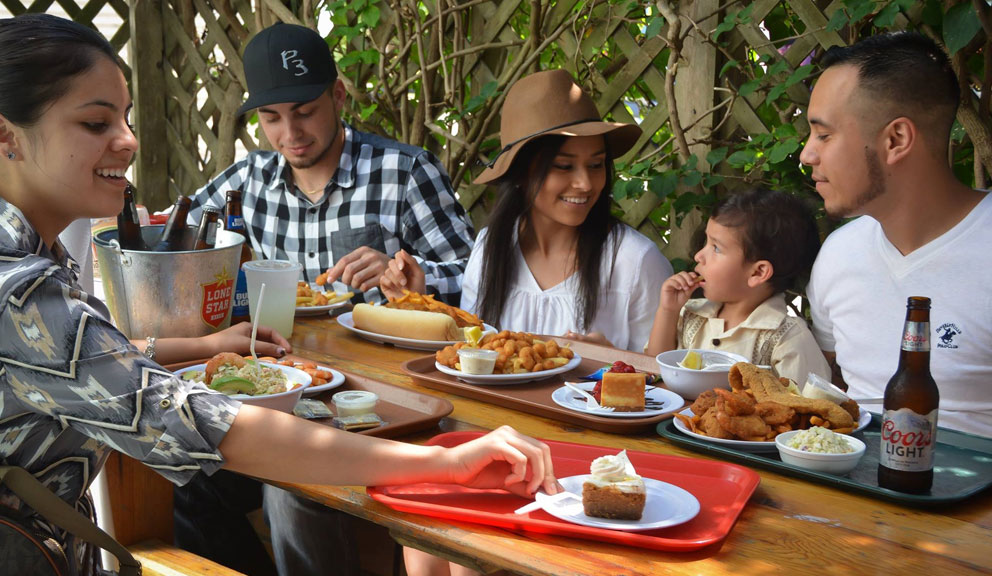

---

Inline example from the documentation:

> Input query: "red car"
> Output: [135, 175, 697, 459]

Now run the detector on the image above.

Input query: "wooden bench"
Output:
[103, 453, 245, 575]
[129, 539, 246, 576]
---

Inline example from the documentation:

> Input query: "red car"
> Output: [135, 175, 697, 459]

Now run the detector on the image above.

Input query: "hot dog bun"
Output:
[352, 303, 462, 341]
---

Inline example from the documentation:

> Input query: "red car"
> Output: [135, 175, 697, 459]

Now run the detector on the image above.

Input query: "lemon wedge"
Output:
[464, 325, 483, 347]
[679, 350, 703, 370]
[785, 379, 801, 396]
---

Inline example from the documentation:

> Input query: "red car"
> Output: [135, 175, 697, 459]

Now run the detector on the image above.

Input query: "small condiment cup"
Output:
[332, 390, 378, 417]
[457, 348, 499, 375]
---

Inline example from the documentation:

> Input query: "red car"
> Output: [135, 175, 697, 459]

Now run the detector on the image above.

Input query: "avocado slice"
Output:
[209, 375, 255, 395]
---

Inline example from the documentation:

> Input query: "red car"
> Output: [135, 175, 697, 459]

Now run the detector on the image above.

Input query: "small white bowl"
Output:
[774, 429, 866, 475]
[332, 390, 378, 417]
[655, 349, 749, 400]
[174, 361, 311, 413]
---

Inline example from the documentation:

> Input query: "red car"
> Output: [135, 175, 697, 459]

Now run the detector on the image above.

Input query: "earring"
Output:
[6, 152, 13, 160]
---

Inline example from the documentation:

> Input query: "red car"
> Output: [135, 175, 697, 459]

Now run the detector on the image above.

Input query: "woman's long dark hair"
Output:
[477, 135, 625, 330]
[0, 14, 118, 127]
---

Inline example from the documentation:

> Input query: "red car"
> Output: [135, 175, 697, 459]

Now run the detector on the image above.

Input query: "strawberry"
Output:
[609, 361, 635, 373]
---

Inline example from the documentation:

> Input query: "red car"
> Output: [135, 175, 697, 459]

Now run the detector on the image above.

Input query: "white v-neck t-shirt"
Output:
[808, 192, 992, 437]
[461, 225, 673, 351]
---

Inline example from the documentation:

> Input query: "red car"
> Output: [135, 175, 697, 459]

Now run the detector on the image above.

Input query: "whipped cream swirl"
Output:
[590, 450, 640, 482]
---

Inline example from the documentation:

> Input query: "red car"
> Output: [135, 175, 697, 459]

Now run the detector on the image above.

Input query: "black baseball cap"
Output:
[237, 22, 337, 117]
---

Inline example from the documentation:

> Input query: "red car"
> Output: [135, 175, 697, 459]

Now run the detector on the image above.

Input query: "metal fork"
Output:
[563, 381, 614, 413]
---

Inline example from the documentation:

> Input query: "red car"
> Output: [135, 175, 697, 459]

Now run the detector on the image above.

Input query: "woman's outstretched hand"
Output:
[443, 426, 561, 498]
[202, 322, 291, 359]
[562, 331, 613, 347]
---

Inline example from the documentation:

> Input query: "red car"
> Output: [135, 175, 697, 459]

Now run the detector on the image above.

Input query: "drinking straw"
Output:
[250, 282, 265, 362]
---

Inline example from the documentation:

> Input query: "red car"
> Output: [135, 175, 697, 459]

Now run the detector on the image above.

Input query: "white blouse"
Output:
[461, 224, 673, 351]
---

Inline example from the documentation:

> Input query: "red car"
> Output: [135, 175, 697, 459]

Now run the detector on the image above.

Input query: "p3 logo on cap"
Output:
[281, 49, 309, 76]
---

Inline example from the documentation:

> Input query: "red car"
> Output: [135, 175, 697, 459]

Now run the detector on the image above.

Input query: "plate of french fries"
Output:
[295, 281, 353, 316]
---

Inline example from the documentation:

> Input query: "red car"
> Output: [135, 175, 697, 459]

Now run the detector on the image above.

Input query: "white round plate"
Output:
[434, 355, 582, 385]
[671, 407, 872, 452]
[337, 311, 495, 351]
[550, 381, 684, 418]
[295, 284, 351, 316]
[535, 475, 699, 532]
[299, 366, 346, 397]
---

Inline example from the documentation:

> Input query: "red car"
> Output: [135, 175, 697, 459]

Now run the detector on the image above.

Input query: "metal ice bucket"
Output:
[93, 226, 245, 339]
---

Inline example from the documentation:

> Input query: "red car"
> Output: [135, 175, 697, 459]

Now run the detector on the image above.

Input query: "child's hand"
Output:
[659, 271, 703, 312]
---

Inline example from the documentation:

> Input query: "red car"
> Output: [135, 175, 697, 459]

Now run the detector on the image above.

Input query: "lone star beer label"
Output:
[201, 267, 234, 328]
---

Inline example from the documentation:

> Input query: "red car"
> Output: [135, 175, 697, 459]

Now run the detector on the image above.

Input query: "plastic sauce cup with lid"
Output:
[332, 390, 378, 417]
[457, 348, 499, 375]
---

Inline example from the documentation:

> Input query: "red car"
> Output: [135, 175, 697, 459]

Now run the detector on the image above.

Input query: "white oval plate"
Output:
[434, 355, 582, 385]
[550, 381, 684, 418]
[671, 407, 872, 452]
[535, 475, 699, 532]
[295, 284, 351, 316]
[299, 366, 346, 397]
[337, 311, 495, 351]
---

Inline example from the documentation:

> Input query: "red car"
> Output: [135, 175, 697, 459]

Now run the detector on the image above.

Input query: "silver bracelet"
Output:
[144, 336, 157, 361]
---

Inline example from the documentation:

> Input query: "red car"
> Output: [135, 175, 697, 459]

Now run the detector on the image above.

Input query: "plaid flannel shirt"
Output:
[188, 123, 474, 303]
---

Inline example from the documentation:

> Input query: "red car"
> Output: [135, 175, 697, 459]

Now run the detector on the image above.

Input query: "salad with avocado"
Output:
[180, 353, 296, 396]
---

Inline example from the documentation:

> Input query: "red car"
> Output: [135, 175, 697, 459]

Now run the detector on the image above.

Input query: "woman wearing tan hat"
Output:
[382, 69, 672, 351]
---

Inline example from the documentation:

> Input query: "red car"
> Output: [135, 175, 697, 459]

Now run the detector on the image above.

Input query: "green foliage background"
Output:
[314, 0, 991, 267]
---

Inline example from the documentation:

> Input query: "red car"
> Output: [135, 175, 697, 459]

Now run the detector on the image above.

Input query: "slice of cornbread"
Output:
[600, 372, 645, 412]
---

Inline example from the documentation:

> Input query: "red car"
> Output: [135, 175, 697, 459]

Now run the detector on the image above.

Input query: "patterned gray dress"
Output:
[0, 199, 242, 575]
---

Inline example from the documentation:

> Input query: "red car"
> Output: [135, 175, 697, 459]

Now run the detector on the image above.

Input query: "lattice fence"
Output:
[0, 0, 131, 71]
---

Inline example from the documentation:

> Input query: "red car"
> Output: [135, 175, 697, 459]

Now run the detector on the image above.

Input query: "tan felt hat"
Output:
[474, 69, 642, 184]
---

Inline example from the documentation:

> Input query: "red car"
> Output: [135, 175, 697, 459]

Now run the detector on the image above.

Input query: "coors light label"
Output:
[901, 321, 929, 352]
[879, 407, 938, 471]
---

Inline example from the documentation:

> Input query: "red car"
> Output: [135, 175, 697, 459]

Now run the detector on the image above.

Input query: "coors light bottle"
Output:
[878, 296, 939, 493]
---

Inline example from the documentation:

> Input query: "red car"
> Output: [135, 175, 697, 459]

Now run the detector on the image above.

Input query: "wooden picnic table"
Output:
[279, 315, 992, 576]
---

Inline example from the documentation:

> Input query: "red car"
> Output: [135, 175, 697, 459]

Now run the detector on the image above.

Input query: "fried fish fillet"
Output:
[689, 389, 719, 415]
[729, 362, 854, 429]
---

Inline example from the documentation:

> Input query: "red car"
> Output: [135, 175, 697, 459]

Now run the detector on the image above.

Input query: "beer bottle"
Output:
[224, 190, 253, 324]
[117, 183, 148, 251]
[192, 207, 221, 250]
[152, 196, 194, 252]
[878, 296, 939, 493]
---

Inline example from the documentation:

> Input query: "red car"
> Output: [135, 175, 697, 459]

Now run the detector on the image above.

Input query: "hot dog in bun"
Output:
[352, 303, 462, 341]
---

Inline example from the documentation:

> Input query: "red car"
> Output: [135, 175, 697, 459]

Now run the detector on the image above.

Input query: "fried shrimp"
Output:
[204, 352, 246, 385]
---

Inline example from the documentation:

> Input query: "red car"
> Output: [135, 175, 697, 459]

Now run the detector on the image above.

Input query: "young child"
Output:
[646, 188, 830, 384]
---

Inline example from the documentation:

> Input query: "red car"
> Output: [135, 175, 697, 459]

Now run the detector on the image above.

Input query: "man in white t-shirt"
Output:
[801, 32, 991, 438]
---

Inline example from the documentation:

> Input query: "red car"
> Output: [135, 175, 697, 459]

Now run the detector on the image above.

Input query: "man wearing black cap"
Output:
[179, 22, 474, 576]
[189, 22, 474, 304]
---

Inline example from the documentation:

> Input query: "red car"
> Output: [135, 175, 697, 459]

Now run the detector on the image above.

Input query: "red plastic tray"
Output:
[367, 432, 760, 551]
